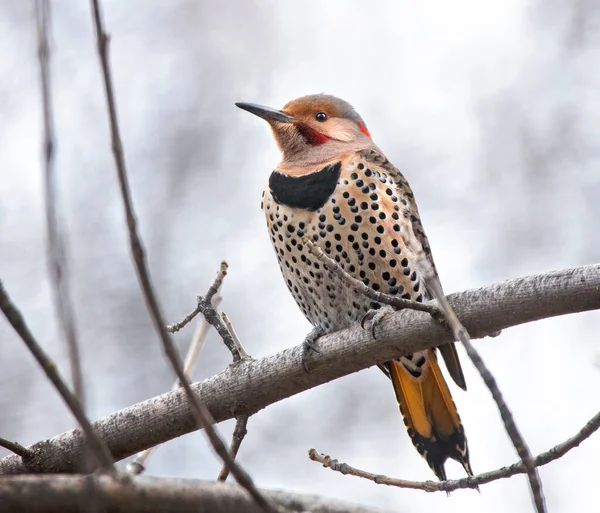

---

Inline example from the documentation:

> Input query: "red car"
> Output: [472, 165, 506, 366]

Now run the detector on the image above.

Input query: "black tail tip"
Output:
[432, 463, 447, 482]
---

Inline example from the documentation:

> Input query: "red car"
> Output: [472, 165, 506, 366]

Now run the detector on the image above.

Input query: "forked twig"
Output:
[0, 281, 114, 470]
[165, 262, 241, 362]
[308, 408, 600, 491]
[196, 299, 241, 362]
[88, 3, 273, 510]
[166, 262, 228, 333]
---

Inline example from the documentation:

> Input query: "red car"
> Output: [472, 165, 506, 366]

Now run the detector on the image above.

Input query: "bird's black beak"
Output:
[235, 102, 294, 124]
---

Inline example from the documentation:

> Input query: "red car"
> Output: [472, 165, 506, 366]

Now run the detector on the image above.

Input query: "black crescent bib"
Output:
[268, 162, 342, 211]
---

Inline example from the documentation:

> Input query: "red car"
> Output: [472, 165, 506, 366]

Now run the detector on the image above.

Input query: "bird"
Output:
[235, 94, 474, 481]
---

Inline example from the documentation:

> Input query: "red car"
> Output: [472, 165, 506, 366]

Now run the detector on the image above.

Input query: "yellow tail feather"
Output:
[387, 350, 473, 480]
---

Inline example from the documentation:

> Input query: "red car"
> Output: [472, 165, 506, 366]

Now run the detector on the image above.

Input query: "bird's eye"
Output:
[315, 112, 328, 122]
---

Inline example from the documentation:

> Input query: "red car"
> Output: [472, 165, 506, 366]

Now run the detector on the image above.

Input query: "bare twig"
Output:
[196, 298, 241, 362]
[1, 264, 598, 475]
[309, 408, 600, 491]
[166, 262, 228, 333]
[165, 307, 203, 334]
[216, 311, 252, 481]
[184, 298, 222, 376]
[217, 416, 250, 482]
[205, 262, 229, 303]
[221, 312, 251, 360]
[398, 212, 545, 512]
[0, 281, 114, 470]
[303, 239, 437, 316]
[166, 265, 243, 362]
[0, 438, 32, 460]
[88, 3, 273, 510]
[36, 0, 85, 407]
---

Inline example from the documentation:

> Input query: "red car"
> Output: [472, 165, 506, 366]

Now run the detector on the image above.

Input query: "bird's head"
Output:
[236, 94, 376, 170]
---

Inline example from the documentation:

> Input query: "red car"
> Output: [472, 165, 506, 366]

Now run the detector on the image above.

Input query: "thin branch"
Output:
[1, 264, 598, 474]
[303, 239, 437, 316]
[36, 0, 96, 478]
[196, 298, 241, 362]
[88, 3, 272, 510]
[0, 438, 32, 460]
[397, 211, 545, 512]
[0, 281, 114, 470]
[217, 416, 249, 482]
[0, 475, 385, 513]
[166, 264, 243, 361]
[36, 0, 85, 407]
[221, 312, 251, 360]
[166, 262, 228, 333]
[308, 408, 600, 491]
[216, 311, 252, 481]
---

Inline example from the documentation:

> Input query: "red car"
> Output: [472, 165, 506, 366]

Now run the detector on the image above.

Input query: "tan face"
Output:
[281, 97, 371, 144]
[236, 94, 375, 167]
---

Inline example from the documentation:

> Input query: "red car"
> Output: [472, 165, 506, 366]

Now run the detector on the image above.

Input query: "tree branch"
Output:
[217, 416, 249, 482]
[0, 264, 598, 474]
[0, 475, 387, 513]
[308, 407, 600, 491]
[166, 262, 228, 334]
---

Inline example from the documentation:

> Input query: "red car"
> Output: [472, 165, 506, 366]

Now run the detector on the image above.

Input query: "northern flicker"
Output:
[236, 94, 473, 480]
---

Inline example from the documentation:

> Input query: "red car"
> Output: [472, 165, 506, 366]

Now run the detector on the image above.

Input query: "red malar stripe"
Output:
[296, 123, 329, 145]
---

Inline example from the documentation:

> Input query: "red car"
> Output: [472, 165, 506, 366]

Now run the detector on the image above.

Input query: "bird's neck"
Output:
[277, 142, 375, 178]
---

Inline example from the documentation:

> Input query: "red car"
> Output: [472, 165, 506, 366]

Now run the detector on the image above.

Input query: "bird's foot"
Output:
[360, 305, 395, 338]
[302, 326, 325, 373]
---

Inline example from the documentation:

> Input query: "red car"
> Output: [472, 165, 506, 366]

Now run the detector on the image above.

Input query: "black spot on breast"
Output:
[268, 162, 342, 211]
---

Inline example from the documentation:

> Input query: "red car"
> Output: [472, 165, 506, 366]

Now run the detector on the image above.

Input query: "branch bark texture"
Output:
[0, 475, 387, 513]
[1, 264, 598, 474]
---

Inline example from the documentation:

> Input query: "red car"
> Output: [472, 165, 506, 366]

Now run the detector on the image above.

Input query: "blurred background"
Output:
[1, 1, 599, 512]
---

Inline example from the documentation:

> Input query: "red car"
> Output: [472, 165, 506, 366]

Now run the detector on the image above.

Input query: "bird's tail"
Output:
[385, 350, 474, 480]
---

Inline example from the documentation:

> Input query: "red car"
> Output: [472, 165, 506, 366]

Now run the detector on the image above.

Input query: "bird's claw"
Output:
[361, 305, 395, 338]
[302, 327, 325, 373]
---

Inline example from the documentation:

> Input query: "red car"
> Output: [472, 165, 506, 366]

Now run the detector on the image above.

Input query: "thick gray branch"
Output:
[0, 475, 387, 513]
[1, 264, 598, 474]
